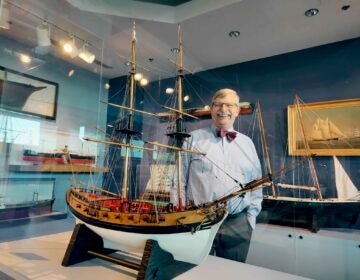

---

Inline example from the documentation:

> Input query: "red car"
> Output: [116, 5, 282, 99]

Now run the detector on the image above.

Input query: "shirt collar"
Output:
[211, 124, 234, 136]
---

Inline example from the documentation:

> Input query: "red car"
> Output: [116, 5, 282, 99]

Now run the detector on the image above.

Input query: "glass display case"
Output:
[0, 178, 55, 220]
[0, 1, 359, 280]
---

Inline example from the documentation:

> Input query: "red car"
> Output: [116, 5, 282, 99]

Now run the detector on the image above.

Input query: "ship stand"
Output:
[62, 224, 195, 280]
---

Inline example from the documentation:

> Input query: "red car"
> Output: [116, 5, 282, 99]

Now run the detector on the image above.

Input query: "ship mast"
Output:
[166, 25, 190, 209]
[256, 101, 276, 197]
[294, 95, 323, 199]
[176, 26, 184, 209]
[121, 22, 137, 199]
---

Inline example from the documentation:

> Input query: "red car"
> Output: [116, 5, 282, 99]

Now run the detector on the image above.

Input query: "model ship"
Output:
[257, 97, 360, 232]
[0, 176, 56, 221]
[65, 24, 270, 265]
[23, 146, 96, 165]
[0, 197, 55, 220]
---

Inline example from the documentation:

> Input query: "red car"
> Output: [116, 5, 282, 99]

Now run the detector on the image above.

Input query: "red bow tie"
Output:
[217, 128, 237, 142]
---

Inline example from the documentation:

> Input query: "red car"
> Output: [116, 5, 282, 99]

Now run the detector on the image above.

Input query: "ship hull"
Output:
[258, 196, 360, 232]
[74, 216, 226, 264]
[66, 187, 227, 264]
[0, 199, 55, 220]
[23, 149, 95, 165]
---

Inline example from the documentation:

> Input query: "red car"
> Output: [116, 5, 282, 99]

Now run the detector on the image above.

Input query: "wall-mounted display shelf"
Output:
[158, 102, 253, 121]
[8, 164, 109, 173]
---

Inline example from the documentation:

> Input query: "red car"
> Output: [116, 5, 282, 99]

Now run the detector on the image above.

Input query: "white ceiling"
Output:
[1, 0, 360, 80]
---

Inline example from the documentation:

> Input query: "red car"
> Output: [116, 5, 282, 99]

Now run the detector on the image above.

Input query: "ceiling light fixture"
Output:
[36, 20, 51, 47]
[134, 73, 143, 81]
[0, 0, 10, 30]
[165, 88, 174, 94]
[304, 8, 319, 17]
[78, 43, 95, 64]
[140, 78, 148, 86]
[68, 69, 75, 77]
[228, 30, 240, 38]
[63, 36, 79, 58]
[19, 53, 31, 64]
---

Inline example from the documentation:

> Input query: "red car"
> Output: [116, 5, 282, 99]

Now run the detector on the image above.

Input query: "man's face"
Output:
[211, 93, 240, 129]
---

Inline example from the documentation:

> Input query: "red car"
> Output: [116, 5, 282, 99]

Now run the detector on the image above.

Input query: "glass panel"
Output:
[0, 1, 106, 227]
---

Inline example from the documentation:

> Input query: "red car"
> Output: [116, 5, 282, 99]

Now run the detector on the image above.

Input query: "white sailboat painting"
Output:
[310, 117, 346, 141]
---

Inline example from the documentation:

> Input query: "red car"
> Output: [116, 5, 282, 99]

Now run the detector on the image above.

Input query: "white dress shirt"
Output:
[177, 125, 263, 229]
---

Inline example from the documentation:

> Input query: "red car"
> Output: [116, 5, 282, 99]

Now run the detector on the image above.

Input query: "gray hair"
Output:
[211, 88, 240, 105]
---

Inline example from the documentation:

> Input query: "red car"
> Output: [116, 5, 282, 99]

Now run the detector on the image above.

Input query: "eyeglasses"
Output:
[212, 102, 238, 109]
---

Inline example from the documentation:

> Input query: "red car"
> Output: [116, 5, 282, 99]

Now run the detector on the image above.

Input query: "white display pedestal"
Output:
[175, 255, 311, 279]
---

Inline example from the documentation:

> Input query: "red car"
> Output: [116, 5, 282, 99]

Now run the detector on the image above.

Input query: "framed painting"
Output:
[288, 98, 360, 156]
[0, 66, 58, 120]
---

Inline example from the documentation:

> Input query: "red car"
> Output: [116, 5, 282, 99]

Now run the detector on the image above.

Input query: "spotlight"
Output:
[68, 69, 75, 77]
[78, 44, 95, 64]
[36, 21, 51, 47]
[19, 53, 31, 64]
[165, 88, 174, 94]
[134, 73, 143, 81]
[139, 78, 148, 86]
[0, 1, 10, 30]
[63, 37, 78, 58]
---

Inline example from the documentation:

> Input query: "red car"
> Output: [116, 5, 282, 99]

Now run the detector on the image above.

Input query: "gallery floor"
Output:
[0, 215, 313, 280]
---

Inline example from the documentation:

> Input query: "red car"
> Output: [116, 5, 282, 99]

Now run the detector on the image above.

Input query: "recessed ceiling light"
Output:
[171, 47, 179, 54]
[228, 30, 240, 38]
[68, 69, 75, 77]
[304, 8, 319, 17]
[341, 5, 350, 11]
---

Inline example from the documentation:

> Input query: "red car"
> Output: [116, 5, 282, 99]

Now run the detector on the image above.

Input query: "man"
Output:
[181, 88, 262, 263]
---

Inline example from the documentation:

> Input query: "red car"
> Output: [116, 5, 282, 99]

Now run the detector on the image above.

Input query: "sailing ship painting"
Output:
[289, 98, 360, 154]
[65, 24, 270, 266]
[310, 117, 346, 141]
[257, 97, 360, 232]
[0, 78, 46, 110]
